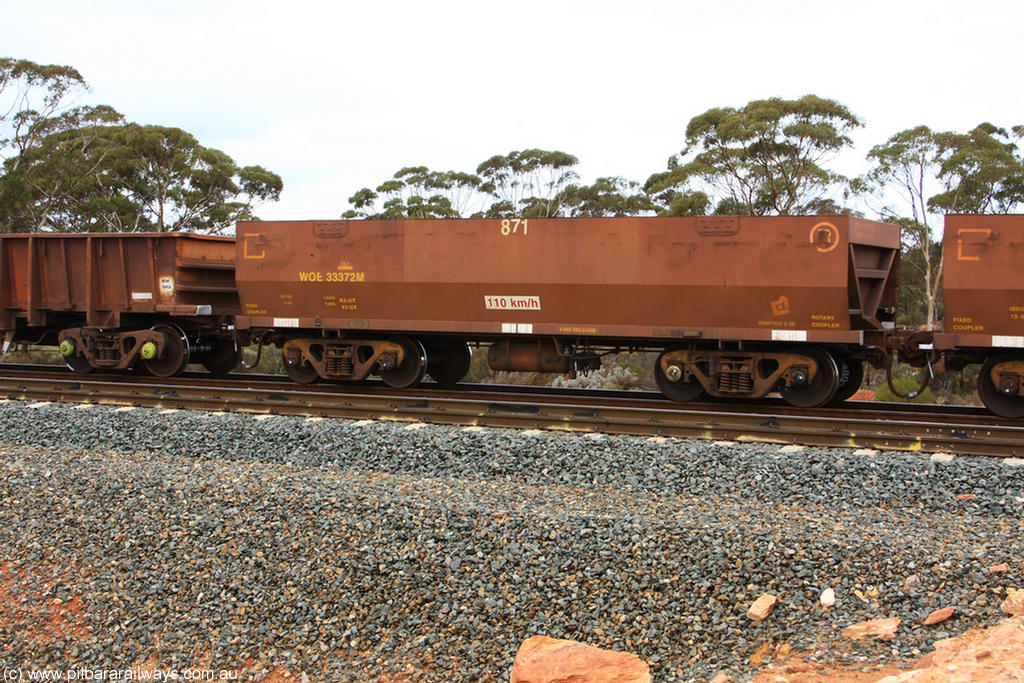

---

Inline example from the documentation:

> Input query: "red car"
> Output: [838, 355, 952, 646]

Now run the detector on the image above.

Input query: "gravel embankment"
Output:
[0, 399, 1021, 681]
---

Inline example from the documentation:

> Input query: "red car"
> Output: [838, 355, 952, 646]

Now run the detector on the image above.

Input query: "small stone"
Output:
[1001, 588, 1024, 616]
[1003, 457, 1024, 467]
[842, 617, 900, 641]
[708, 674, 731, 683]
[956, 493, 976, 501]
[930, 452, 955, 463]
[819, 588, 836, 608]
[903, 574, 919, 588]
[746, 594, 778, 623]
[923, 606, 955, 625]
[510, 635, 651, 683]
[989, 564, 1009, 573]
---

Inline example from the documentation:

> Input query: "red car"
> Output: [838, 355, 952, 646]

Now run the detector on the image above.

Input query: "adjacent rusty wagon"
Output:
[931, 214, 1024, 417]
[234, 215, 901, 407]
[0, 232, 240, 376]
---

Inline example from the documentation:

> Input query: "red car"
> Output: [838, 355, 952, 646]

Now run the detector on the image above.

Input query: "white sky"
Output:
[5, 0, 1023, 220]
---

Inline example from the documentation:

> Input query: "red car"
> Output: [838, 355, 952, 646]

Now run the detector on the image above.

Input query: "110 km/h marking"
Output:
[485, 295, 541, 311]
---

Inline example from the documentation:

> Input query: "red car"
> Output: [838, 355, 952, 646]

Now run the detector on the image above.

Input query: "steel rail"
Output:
[0, 364, 1022, 457]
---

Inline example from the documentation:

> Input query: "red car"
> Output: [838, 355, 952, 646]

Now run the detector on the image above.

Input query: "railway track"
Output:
[1, 363, 1022, 457]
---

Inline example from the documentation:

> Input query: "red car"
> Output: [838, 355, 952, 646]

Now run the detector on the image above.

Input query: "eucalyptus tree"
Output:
[476, 148, 579, 217]
[648, 95, 862, 216]
[344, 166, 486, 219]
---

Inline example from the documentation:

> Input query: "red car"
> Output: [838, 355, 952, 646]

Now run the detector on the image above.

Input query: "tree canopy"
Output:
[646, 95, 862, 216]
[0, 57, 282, 233]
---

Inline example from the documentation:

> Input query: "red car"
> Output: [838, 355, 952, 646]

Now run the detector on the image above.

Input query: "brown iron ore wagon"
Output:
[235, 215, 901, 407]
[927, 214, 1024, 417]
[0, 232, 240, 376]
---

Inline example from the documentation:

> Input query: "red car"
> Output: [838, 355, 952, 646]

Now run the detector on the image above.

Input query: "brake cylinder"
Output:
[487, 339, 572, 373]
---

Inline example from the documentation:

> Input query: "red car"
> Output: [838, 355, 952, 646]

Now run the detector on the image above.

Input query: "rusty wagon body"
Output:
[0, 232, 240, 376]
[234, 215, 901, 406]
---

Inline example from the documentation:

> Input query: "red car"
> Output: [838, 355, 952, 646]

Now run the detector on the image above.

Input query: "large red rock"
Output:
[874, 615, 1024, 682]
[747, 594, 779, 623]
[841, 617, 900, 641]
[510, 635, 651, 683]
[923, 606, 956, 626]
[1001, 588, 1024, 616]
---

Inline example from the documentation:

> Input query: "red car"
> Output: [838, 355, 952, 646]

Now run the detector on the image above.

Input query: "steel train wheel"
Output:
[143, 323, 190, 378]
[426, 342, 472, 387]
[201, 339, 240, 377]
[654, 351, 706, 402]
[64, 354, 94, 374]
[284, 360, 320, 384]
[779, 347, 839, 408]
[977, 354, 1024, 418]
[379, 337, 426, 389]
[829, 354, 865, 404]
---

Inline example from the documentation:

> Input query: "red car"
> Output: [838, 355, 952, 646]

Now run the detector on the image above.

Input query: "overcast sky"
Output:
[6, 0, 1022, 220]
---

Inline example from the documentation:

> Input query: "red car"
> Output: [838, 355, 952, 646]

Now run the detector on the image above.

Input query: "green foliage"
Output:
[647, 94, 862, 216]
[875, 374, 936, 403]
[476, 148, 579, 217]
[345, 166, 484, 219]
[560, 176, 656, 217]
[0, 57, 282, 234]
[930, 123, 1024, 214]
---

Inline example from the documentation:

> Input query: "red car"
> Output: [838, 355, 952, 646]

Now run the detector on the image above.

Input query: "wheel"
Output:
[654, 351, 706, 402]
[283, 347, 320, 385]
[143, 323, 190, 378]
[64, 354, 94, 374]
[200, 339, 240, 377]
[426, 343, 472, 387]
[379, 337, 426, 389]
[829, 354, 865, 404]
[977, 354, 1024, 418]
[779, 347, 839, 408]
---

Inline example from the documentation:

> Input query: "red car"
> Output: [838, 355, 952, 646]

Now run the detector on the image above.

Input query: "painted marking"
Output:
[992, 335, 1024, 348]
[516, 323, 534, 334]
[484, 295, 541, 311]
[956, 228, 991, 261]
[131, 292, 154, 301]
[159, 277, 174, 295]
[810, 222, 840, 252]
[771, 329, 807, 342]
[771, 296, 791, 317]
[243, 232, 267, 259]
[273, 317, 300, 328]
